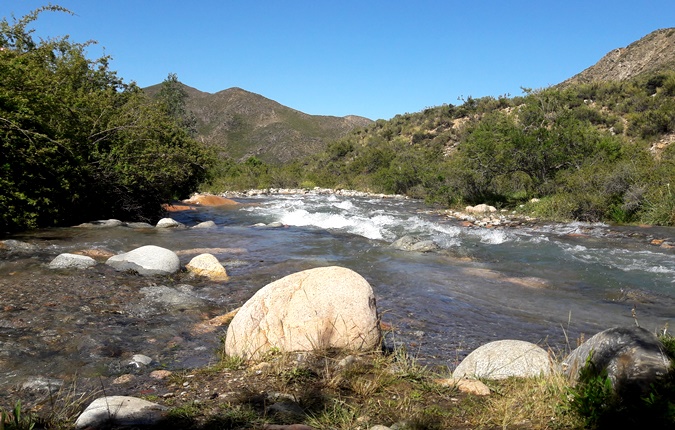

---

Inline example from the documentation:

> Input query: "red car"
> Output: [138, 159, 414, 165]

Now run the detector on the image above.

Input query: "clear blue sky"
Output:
[2, 1, 674, 120]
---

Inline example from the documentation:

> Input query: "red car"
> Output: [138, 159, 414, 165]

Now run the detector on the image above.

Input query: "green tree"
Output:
[0, 6, 212, 232]
[157, 72, 198, 136]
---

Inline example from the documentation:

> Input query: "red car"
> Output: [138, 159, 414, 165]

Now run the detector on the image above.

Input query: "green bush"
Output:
[0, 7, 212, 232]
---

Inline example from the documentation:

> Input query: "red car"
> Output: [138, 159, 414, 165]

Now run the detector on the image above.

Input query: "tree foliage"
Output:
[0, 7, 212, 232]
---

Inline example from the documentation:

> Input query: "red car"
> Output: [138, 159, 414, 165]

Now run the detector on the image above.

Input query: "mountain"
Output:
[143, 84, 372, 164]
[560, 28, 675, 86]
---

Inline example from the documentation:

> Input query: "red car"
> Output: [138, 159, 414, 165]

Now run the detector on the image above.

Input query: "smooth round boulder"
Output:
[48, 253, 97, 269]
[562, 326, 672, 396]
[453, 339, 551, 380]
[156, 217, 185, 228]
[225, 266, 381, 360]
[186, 253, 228, 280]
[75, 396, 167, 429]
[105, 245, 180, 276]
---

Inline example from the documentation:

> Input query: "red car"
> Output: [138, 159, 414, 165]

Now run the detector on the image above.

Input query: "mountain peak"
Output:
[560, 28, 675, 87]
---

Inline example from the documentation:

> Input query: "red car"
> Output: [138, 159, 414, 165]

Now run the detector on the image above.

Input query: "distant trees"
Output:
[204, 70, 675, 225]
[0, 6, 212, 233]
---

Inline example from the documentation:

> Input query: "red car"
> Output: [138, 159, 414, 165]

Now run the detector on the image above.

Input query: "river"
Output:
[0, 192, 673, 402]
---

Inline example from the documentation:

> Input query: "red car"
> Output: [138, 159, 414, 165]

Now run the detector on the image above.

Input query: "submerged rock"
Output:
[105, 245, 180, 276]
[76, 219, 124, 228]
[0, 239, 38, 254]
[225, 266, 381, 359]
[562, 326, 672, 396]
[391, 235, 439, 252]
[453, 339, 551, 380]
[138, 285, 204, 311]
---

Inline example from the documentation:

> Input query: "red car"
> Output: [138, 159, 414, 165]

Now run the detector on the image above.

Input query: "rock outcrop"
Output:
[225, 266, 381, 359]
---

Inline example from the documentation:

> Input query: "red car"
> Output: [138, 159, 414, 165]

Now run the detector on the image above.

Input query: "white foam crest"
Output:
[478, 229, 510, 244]
[558, 243, 675, 275]
[279, 209, 385, 240]
[332, 200, 354, 210]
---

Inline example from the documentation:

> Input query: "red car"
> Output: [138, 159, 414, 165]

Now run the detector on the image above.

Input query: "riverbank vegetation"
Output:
[206, 73, 675, 226]
[0, 6, 212, 234]
[3, 335, 674, 429]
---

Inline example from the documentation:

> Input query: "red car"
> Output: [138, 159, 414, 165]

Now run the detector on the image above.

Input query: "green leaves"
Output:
[1, 7, 212, 232]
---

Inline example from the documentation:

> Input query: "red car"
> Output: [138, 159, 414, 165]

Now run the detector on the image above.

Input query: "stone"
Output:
[139, 285, 204, 310]
[21, 377, 63, 393]
[225, 266, 381, 360]
[105, 245, 180, 276]
[435, 377, 491, 395]
[150, 370, 172, 379]
[48, 253, 97, 269]
[183, 194, 240, 206]
[453, 340, 551, 380]
[126, 221, 155, 229]
[73, 248, 116, 260]
[0, 239, 38, 254]
[562, 326, 672, 396]
[74, 396, 168, 429]
[76, 219, 124, 228]
[156, 217, 185, 228]
[193, 220, 217, 229]
[113, 374, 136, 385]
[391, 236, 439, 252]
[186, 253, 228, 280]
[409, 240, 440, 252]
[129, 354, 153, 367]
[465, 204, 497, 214]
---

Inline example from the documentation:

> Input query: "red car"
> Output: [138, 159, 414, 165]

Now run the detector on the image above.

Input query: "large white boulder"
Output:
[453, 339, 551, 380]
[105, 245, 180, 276]
[75, 396, 167, 429]
[225, 266, 381, 359]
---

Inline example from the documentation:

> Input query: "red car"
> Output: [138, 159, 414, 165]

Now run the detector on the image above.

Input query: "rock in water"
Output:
[186, 253, 228, 280]
[563, 326, 672, 396]
[453, 339, 551, 379]
[105, 245, 180, 276]
[48, 253, 97, 269]
[225, 266, 381, 359]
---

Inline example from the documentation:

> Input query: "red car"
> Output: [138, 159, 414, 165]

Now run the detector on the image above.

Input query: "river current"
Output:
[1, 193, 673, 398]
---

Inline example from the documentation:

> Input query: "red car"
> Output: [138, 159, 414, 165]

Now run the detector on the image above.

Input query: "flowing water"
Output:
[0, 193, 673, 398]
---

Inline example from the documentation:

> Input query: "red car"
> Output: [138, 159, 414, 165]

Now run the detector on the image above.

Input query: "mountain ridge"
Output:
[560, 27, 675, 87]
[143, 84, 372, 164]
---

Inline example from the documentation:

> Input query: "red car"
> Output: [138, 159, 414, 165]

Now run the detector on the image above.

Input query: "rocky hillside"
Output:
[144, 84, 372, 164]
[561, 27, 675, 86]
